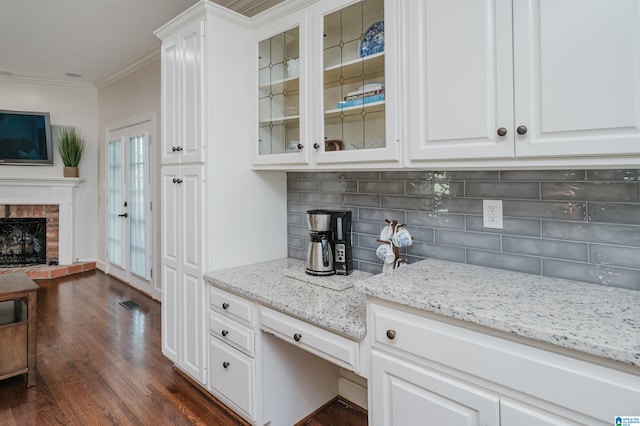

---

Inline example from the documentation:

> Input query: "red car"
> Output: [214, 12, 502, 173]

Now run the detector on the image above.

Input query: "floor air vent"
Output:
[119, 300, 141, 310]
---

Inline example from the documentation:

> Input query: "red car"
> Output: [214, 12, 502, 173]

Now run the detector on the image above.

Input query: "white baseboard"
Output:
[95, 259, 106, 272]
[338, 375, 368, 410]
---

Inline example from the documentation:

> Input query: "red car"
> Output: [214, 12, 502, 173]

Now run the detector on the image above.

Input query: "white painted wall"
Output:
[0, 79, 99, 263]
[96, 57, 162, 299]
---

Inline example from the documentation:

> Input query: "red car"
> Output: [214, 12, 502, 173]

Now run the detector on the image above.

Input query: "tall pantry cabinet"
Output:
[155, 1, 287, 386]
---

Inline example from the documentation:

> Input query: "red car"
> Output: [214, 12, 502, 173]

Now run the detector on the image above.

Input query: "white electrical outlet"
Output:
[483, 199, 503, 229]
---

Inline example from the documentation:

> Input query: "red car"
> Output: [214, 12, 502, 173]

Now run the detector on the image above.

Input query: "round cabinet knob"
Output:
[221, 329, 228, 337]
[176, 146, 183, 152]
[222, 361, 230, 369]
[222, 302, 229, 310]
[497, 127, 507, 137]
[293, 333, 302, 342]
[297, 143, 304, 150]
[171, 146, 177, 152]
[386, 329, 396, 340]
[517, 125, 528, 135]
[313, 143, 320, 150]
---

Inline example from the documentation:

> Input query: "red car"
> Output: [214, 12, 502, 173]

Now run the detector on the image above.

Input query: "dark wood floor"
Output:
[0, 271, 246, 426]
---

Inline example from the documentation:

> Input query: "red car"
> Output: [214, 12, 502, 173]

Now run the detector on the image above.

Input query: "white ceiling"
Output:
[0, 0, 283, 85]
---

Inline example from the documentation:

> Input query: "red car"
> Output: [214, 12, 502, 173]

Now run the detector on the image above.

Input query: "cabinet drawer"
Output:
[369, 301, 640, 422]
[209, 286, 255, 326]
[260, 306, 359, 373]
[208, 337, 256, 422]
[208, 311, 254, 357]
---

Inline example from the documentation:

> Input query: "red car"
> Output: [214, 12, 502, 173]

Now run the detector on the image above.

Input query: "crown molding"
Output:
[0, 76, 95, 90]
[95, 48, 161, 90]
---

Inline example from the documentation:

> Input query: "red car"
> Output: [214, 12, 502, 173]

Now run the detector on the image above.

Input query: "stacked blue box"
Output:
[336, 93, 385, 109]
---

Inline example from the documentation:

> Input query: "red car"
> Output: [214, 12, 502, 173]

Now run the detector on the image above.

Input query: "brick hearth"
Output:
[0, 261, 97, 279]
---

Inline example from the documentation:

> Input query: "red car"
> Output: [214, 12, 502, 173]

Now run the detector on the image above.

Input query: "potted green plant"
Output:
[57, 126, 85, 177]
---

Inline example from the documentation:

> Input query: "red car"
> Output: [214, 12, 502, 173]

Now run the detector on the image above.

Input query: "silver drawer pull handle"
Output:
[222, 361, 230, 369]
[293, 333, 302, 342]
[222, 302, 229, 310]
[221, 330, 228, 337]
[386, 329, 396, 340]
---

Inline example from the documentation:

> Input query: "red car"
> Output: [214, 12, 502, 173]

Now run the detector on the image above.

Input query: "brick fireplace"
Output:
[0, 204, 59, 265]
[0, 177, 81, 266]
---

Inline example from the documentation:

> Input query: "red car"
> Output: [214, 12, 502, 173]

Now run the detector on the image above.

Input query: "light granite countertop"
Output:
[204, 258, 368, 339]
[205, 257, 640, 367]
[356, 258, 640, 367]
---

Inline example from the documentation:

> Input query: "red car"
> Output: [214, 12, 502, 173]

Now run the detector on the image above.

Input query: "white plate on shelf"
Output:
[359, 20, 384, 58]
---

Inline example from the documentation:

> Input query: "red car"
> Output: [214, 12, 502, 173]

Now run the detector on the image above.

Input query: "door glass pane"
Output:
[258, 27, 300, 155]
[107, 140, 123, 266]
[323, 0, 385, 151]
[129, 135, 147, 278]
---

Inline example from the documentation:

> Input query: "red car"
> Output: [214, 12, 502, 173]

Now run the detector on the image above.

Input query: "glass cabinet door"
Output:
[257, 27, 302, 160]
[317, 0, 397, 163]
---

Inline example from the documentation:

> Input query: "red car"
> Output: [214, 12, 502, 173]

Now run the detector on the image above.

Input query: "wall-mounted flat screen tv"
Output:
[0, 110, 53, 165]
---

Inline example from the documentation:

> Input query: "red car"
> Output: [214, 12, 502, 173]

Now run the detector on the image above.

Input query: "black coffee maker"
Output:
[332, 210, 353, 275]
[305, 210, 352, 276]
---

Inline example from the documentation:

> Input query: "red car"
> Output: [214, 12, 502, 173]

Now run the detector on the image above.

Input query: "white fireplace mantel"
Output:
[0, 176, 84, 265]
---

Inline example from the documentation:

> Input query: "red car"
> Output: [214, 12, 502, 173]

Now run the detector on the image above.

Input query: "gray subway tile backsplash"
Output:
[502, 236, 589, 262]
[542, 221, 640, 247]
[406, 211, 466, 230]
[466, 216, 541, 237]
[588, 202, 640, 225]
[287, 169, 640, 291]
[467, 249, 542, 275]
[542, 259, 640, 291]
[465, 182, 540, 199]
[590, 244, 640, 270]
[381, 195, 434, 211]
[541, 182, 639, 202]
[500, 170, 586, 181]
[587, 169, 640, 181]
[358, 180, 404, 194]
[435, 229, 501, 251]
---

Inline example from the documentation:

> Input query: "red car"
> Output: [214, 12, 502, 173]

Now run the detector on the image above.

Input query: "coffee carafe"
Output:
[306, 210, 334, 276]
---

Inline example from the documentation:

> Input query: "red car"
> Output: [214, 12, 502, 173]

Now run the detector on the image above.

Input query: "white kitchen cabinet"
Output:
[160, 165, 206, 383]
[159, 19, 205, 165]
[407, 0, 640, 166]
[156, 0, 288, 388]
[371, 350, 499, 426]
[207, 286, 259, 423]
[252, 0, 402, 169]
[367, 299, 640, 425]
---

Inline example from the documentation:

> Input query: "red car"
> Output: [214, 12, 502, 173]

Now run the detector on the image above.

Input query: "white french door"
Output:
[107, 119, 152, 295]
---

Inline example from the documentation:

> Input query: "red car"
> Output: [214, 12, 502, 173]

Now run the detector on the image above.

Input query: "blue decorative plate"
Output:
[359, 20, 384, 58]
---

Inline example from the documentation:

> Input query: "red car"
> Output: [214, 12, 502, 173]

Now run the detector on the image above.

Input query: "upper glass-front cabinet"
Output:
[253, 0, 400, 168]
[315, 0, 399, 165]
[320, 0, 383, 154]
[258, 26, 302, 161]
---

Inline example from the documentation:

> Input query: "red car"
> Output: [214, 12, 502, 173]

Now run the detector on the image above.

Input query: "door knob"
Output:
[172, 178, 183, 184]
[497, 127, 507, 137]
[118, 213, 128, 218]
[222, 361, 230, 369]
[517, 125, 528, 135]
[313, 143, 320, 149]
